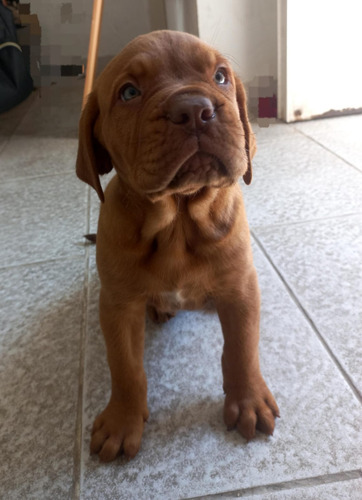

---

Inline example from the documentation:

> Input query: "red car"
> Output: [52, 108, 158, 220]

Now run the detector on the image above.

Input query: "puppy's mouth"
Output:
[168, 152, 227, 190]
[145, 152, 237, 202]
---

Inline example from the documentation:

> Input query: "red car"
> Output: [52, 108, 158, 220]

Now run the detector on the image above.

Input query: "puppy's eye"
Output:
[120, 84, 141, 102]
[214, 69, 228, 85]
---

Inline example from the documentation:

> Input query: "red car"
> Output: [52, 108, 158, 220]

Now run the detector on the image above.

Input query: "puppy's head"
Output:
[76, 30, 256, 202]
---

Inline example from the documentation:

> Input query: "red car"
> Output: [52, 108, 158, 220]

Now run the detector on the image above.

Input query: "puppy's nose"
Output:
[168, 95, 215, 129]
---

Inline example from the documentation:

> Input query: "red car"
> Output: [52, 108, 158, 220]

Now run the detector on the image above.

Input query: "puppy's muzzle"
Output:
[167, 95, 216, 132]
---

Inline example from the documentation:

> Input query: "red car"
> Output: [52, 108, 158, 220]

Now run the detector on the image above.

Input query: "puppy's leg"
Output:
[90, 290, 149, 462]
[216, 269, 279, 440]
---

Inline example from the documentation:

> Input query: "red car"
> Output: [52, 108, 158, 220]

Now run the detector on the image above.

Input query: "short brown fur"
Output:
[76, 30, 278, 462]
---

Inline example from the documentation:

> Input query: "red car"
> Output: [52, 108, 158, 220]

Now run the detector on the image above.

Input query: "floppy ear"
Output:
[234, 76, 256, 185]
[76, 91, 113, 202]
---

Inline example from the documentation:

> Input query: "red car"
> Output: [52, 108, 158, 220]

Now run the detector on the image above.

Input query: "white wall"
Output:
[29, 0, 276, 77]
[96, 0, 166, 72]
[196, 0, 278, 119]
[28, 0, 278, 118]
[197, 0, 277, 82]
[164, 0, 198, 34]
[29, 0, 166, 72]
[280, 0, 362, 122]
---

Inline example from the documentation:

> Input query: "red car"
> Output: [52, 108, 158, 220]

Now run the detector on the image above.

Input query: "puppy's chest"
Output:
[150, 284, 210, 313]
[146, 233, 199, 278]
[146, 219, 205, 266]
[157, 289, 186, 310]
[143, 218, 211, 287]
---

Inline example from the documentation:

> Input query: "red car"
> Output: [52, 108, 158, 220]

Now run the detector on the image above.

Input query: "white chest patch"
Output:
[159, 290, 186, 309]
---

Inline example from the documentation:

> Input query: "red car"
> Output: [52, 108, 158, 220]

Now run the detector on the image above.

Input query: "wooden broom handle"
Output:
[82, 0, 104, 109]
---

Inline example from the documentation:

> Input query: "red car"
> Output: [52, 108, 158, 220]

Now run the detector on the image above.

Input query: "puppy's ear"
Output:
[234, 76, 256, 185]
[76, 91, 113, 202]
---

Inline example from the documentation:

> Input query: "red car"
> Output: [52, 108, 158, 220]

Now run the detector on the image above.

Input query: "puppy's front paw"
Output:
[90, 401, 149, 462]
[224, 380, 279, 440]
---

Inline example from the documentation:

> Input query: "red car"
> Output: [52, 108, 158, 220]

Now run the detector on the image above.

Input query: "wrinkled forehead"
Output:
[122, 48, 218, 82]
[97, 31, 229, 93]
[125, 32, 222, 76]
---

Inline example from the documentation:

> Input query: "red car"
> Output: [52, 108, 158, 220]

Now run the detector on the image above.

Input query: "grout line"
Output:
[71, 186, 91, 500]
[184, 469, 362, 499]
[71, 248, 90, 500]
[0, 170, 79, 186]
[293, 126, 362, 176]
[252, 231, 362, 405]
[0, 253, 93, 273]
[86, 185, 91, 236]
[249, 210, 362, 232]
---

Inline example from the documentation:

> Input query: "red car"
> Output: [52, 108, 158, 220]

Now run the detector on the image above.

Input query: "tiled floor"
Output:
[0, 80, 361, 499]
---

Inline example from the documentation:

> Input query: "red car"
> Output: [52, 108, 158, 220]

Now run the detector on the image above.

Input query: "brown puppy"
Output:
[76, 30, 279, 462]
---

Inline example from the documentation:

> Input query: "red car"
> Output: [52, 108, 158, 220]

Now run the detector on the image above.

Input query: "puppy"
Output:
[76, 30, 279, 462]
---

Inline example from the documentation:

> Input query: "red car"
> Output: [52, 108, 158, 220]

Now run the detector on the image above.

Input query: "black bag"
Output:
[0, 3, 33, 113]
